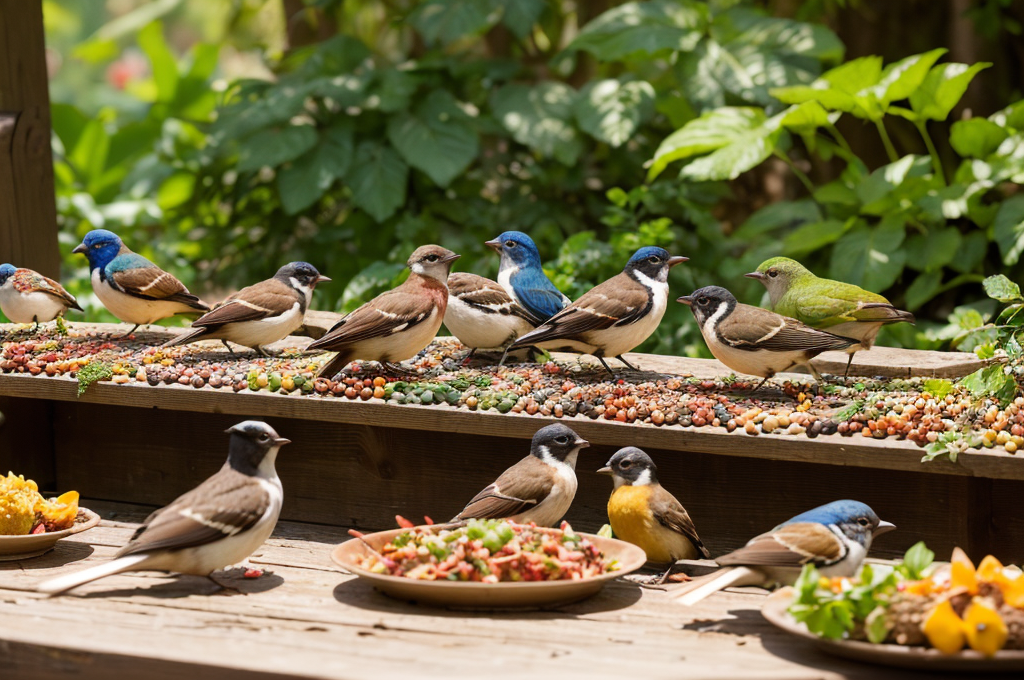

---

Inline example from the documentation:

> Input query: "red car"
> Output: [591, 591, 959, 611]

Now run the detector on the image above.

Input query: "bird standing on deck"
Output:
[598, 447, 709, 583]
[453, 424, 589, 528]
[0, 264, 82, 327]
[503, 247, 688, 375]
[444, 272, 538, 358]
[673, 500, 895, 606]
[747, 257, 914, 376]
[309, 245, 459, 378]
[680, 286, 857, 391]
[38, 421, 289, 596]
[72, 229, 209, 337]
[485, 231, 569, 323]
[163, 262, 330, 355]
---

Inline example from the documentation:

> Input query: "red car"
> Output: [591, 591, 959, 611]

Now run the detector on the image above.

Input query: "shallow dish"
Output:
[0, 508, 101, 561]
[332, 525, 647, 609]
[762, 588, 1024, 672]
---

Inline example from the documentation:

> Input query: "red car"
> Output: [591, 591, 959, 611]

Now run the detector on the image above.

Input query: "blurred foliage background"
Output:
[30, 0, 1024, 358]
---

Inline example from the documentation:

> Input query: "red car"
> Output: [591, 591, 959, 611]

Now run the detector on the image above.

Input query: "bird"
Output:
[673, 500, 895, 606]
[503, 247, 688, 375]
[38, 421, 289, 596]
[679, 286, 858, 391]
[0, 263, 82, 327]
[444, 272, 537, 359]
[746, 257, 914, 376]
[72, 229, 209, 337]
[485, 231, 569, 323]
[452, 423, 589, 527]
[308, 245, 459, 378]
[162, 262, 330, 356]
[598, 447, 709, 584]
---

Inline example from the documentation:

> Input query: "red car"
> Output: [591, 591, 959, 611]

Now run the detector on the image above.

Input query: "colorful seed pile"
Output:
[1, 325, 1021, 460]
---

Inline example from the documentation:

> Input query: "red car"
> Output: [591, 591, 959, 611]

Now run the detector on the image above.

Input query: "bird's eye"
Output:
[505, 240, 516, 248]
[857, 517, 870, 526]
[649, 256, 661, 264]
[92, 244, 103, 249]
[620, 460, 631, 469]
[426, 254, 439, 262]
[768, 269, 778, 278]
[697, 296, 708, 305]
[259, 433, 270, 442]
[554, 435, 569, 444]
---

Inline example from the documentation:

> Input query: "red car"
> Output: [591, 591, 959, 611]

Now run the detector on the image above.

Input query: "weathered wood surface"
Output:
[0, 1, 61, 277]
[0, 501, 954, 680]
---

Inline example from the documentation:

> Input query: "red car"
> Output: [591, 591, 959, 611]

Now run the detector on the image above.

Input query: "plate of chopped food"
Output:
[0, 473, 100, 560]
[762, 542, 1024, 672]
[332, 518, 647, 609]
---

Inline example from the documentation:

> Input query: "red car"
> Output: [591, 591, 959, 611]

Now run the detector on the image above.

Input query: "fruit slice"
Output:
[922, 600, 967, 655]
[950, 547, 978, 594]
[963, 599, 1008, 657]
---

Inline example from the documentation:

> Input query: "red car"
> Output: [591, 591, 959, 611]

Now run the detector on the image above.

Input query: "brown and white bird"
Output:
[162, 262, 329, 355]
[598, 447, 709, 583]
[309, 245, 459, 378]
[503, 247, 688, 375]
[444, 272, 538, 358]
[680, 286, 857, 390]
[0, 264, 82, 326]
[453, 424, 589, 527]
[38, 421, 288, 596]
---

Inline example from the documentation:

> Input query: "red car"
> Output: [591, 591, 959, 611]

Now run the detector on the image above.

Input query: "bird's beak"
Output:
[745, 271, 766, 281]
[484, 238, 501, 253]
[441, 253, 461, 264]
[596, 466, 613, 475]
[316, 275, 331, 284]
[874, 520, 896, 536]
[667, 256, 689, 268]
[72, 244, 87, 255]
[274, 437, 292, 446]
[575, 438, 590, 449]
[677, 295, 693, 306]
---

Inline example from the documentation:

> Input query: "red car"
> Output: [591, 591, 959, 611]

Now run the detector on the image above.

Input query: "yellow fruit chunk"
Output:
[977, 555, 1005, 583]
[905, 580, 934, 596]
[963, 599, 1008, 657]
[950, 547, 978, 594]
[1002, 574, 1024, 609]
[923, 600, 967, 655]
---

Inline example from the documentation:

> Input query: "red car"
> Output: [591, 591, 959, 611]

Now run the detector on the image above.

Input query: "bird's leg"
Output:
[115, 324, 140, 340]
[253, 346, 268, 358]
[655, 563, 676, 585]
[460, 348, 477, 365]
[843, 352, 856, 378]
[616, 355, 640, 372]
[382, 361, 417, 377]
[497, 346, 511, 367]
[221, 340, 240, 358]
[596, 356, 618, 378]
[751, 375, 771, 393]
[207, 572, 246, 595]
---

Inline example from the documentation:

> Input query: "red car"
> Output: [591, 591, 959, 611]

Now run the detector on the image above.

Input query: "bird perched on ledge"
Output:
[485, 231, 569, 323]
[503, 247, 687, 375]
[680, 286, 857, 390]
[163, 262, 330, 355]
[747, 257, 914, 376]
[599, 447, 709, 584]
[453, 423, 589, 528]
[0, 264, 82, 327]
[39, 421, 289, 596]
[73, 229, 209, 337]
[444, 272, 537, 359]
[673, 500, 894, 606]
[309, 245, 460, 378]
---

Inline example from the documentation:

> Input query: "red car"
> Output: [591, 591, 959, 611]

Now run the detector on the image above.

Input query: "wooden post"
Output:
[0, 0, 60, 277]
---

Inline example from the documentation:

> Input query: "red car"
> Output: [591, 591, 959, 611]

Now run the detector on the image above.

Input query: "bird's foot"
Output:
[207, 572, 247, 595]
[114, 324, 141, 340]
[381, 361, 419, 377]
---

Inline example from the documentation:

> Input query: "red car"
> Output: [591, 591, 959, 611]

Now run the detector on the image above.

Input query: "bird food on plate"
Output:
[357, 519, 620, 582]
[0, 472, 79, 535]
[787, 542, 1024, 656]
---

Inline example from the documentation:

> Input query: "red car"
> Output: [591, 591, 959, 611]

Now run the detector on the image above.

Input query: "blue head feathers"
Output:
[73, 229, 125, 270]
[0, 264, 15, 285]
[488, 231, 543, 268]
[485, 231, 568, 321]
[783, 500, 879, 527]
[627, 246, 673, 265]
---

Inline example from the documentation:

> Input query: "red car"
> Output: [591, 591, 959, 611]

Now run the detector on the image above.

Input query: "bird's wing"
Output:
[511, 270, 570, 322]
[786, 286, 910, 327]
[13, 269, 81, 310]
[719, 307, 856, 353]
[456, 456, 553, 520]
[650, 490, 710, 559]
[106, 254, 205, 307]
[309, 286, 436, 349]
[116, 468, 268, 557]
[448, 273, 539, 324]
[191, 280, 299, 330]
[511, 274, 647, 346]
[715, 522, 846, 568]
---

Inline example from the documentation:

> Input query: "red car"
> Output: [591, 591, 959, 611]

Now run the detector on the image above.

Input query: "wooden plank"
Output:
[0, 395, 54, 488]
[0, 1, 60, 277]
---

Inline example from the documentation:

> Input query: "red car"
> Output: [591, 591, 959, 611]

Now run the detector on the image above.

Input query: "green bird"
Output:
[746, 257, 914, 376]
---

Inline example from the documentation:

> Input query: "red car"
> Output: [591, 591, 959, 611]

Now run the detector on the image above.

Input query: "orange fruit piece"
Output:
[963, 599, 1008, 657]
[923, 600, 967, 655]
[950, 547, 978, 594]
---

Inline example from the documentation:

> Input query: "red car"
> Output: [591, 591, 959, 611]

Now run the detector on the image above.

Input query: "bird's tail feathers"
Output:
[161, 326, 208, 348]
[315, 350, 354, 379]
[672, 566, 760, 606]
[37, 554, 149, 596]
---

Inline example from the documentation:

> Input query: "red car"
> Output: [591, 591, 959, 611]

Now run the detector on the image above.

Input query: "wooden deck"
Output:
[0, 501, 956, 680]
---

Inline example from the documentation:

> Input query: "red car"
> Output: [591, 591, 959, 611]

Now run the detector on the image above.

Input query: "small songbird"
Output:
[485, 231, 569, 323]
[444, 272, 538, 358]
[453, 424, 589, 527]
[308, 245, 459, 378]
[503, 247, 688, 375]
[163, 262, 330, 355]
[38, 421, 289, 596]
[0, 263, 82, 326]
[673, 500, 895, 606]
[680, 286, 857, 390]
[747, 257, 914, 375]
[598, 447, 709, 583]
[72, 229, 209, 336]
